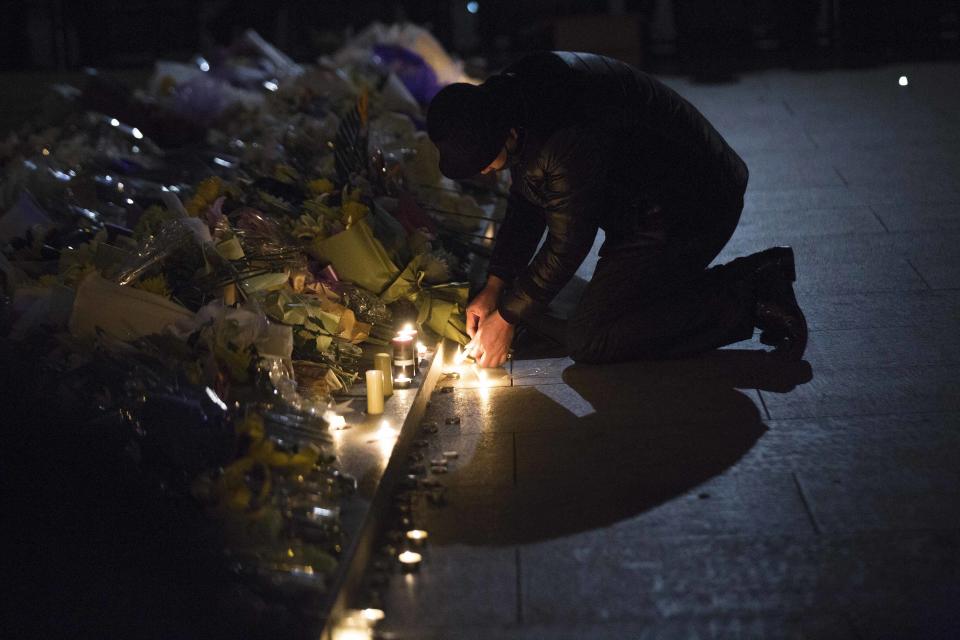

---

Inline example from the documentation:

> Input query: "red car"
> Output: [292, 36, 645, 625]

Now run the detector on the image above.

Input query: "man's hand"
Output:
[465, 276, 506, 338]
[473, 309, 514, 368]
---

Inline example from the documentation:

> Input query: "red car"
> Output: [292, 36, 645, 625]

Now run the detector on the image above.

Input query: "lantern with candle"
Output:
[392, 332, 416, 379]
[398, 323, 418, 374]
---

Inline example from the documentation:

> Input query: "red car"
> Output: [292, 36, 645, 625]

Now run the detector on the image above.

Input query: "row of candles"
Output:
[333, 326, 435, 638]
[365, 324, 427, 415]
[330, 329, 435, 638]
[332, 528, 429, 639]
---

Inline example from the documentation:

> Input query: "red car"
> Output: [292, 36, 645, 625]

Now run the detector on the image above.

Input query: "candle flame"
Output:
[398, 550, 422, 564]
[323, 410, 347, 430]
[377, 419, 395, 439]
[361, 608, 385, 622]
[375, 420, 397, 461]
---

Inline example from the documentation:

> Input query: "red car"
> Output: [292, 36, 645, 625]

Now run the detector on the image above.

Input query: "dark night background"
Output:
[1, 1, 958, 73]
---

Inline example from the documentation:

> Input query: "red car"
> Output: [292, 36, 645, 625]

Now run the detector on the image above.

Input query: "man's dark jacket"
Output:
[486, 51, 749, 324]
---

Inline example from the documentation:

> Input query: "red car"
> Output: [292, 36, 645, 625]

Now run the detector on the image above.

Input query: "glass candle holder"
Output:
[398, 324, 419, 374]
[392, 334, 415, 379]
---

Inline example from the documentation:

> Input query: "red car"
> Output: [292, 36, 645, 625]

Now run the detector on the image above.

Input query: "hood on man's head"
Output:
[426, 80, 513, 180]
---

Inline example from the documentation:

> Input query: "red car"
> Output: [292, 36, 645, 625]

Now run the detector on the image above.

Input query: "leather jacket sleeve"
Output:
[486, 187, 546, 285]
[498, 127, 600, 324]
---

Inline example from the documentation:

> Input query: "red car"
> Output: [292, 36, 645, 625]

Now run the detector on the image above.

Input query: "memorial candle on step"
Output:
[365, 369, 384, 415]
[373, 352, 393, 397]
[392, 333, 416, 379]
[398, 324, 419, 374]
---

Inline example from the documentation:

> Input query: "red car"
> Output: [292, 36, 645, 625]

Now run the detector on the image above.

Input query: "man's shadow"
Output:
[428, 349, 812, 546]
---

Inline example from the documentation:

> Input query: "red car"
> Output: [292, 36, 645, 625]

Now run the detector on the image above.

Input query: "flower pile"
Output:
[0, 23, 506, 632]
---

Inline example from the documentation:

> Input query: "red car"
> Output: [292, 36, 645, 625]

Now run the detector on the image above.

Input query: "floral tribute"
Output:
[0, 23, 505, 632]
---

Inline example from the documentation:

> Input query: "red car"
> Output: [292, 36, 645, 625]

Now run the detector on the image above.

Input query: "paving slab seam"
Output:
[792, 473, 823, 535]
[759, 402, 960, 422]
[755, 389, 772, 420]
[905, 257, 934, 289]
[764, 408, 960, 426]
[866, 204, 891, 232]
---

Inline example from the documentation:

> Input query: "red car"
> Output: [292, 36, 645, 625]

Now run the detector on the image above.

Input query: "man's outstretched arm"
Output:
[498, 127, 601, 325]
[467, 189, 545, 337]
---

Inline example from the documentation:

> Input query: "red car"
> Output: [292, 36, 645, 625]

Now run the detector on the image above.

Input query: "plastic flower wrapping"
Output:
[0, 23, 506, 629]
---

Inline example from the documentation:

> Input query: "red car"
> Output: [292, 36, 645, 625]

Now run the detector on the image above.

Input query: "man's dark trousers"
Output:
[564, 190, 756, 364]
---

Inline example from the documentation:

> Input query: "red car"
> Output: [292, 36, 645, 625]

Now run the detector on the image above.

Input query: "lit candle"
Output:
[397, 549, 422, 572]
[361, 608, 385, 623]
[373, 352, 393, 397]
[394, 375, 412, 389]
[365, 369, 384, 415]
[405, 529, 429, 544]
[398, 324, 419, 374]
[332, 620, 372, 640]
[323, 410, 347, 430]
[392, 333, 416, 379]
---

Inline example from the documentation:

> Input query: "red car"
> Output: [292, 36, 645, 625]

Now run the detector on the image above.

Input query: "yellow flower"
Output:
[133, 274, 171, 298]
[307, 177, 335, 195]
[274, 164, 301, 184]
[195, 176, 222, 202]
[185, 176, 223, 216]
[341, 200, 369, 226]
[237, 413, 265, 442]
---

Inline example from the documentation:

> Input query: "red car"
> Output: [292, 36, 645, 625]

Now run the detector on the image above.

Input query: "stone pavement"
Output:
[372, 63, 960, 640]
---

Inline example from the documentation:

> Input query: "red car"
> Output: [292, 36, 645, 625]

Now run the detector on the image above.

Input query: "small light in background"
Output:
[205, 387, 228, 411]
[131, 127, 144, 139]
[263, 80, 279, 92]
[899, 75, 909, 86]
[197, 57, 210, 72]
[109, 118, 120, 127]
[467, 1, 479, 13]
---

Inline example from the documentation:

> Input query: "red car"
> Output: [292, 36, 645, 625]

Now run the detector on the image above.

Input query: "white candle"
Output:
[405, 529, 429, 543]
[365, 369, 384, 415]
[361, 608, 385, 622]
[398, 550, 422, 572]
[373, 352, 393, 397]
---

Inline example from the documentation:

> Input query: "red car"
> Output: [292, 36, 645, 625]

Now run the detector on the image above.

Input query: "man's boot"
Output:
[719, 246, 808, 360]
[751, 248, 808, 361]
